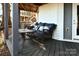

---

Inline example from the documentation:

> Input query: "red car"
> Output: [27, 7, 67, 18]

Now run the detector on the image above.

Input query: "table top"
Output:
[19, 28, 33, 33]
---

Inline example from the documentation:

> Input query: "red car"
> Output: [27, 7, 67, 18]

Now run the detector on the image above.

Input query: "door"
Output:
[64, 3, 72, 39]
[72, 3, 79, 40]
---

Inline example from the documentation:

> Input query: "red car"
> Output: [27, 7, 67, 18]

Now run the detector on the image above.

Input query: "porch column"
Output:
[4, 3, 9, 39]
[12, 3, 20, 55]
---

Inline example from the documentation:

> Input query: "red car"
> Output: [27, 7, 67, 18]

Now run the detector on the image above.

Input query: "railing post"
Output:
[12, 3, 20, 56]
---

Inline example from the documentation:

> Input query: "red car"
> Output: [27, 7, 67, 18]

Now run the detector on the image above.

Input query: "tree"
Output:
[0, 20, 1, 26]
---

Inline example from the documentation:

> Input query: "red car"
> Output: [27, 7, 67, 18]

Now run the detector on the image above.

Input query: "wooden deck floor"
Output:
[18, 39, 79, 56]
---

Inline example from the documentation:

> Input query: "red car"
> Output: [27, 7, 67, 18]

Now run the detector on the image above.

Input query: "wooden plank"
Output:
[62, 41, 79, 56]
[74, 43, 79, 56]
[12, 3, 20, 56]
[54, 40, 60, 56]
[62, 42, 67, 56]
[69, 43, 77, 56]
[30, 48, 39, 56]
[64, 42, 71, 56]
[22, 47, 38, 56]
[37, 49, 45, 56]
[18, 39, 79, 56]
[49, 40, 56, 56]
[18, 46, 36, 55]
[32, 48, 41, 56]
[63, 41, 67, 56]
[68, 42, 74, 56]
[59, 41, 65, 56]
[43, 40, 52, 56]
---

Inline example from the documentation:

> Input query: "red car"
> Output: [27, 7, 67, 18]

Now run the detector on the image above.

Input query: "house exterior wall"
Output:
[38, 3, 64, 40]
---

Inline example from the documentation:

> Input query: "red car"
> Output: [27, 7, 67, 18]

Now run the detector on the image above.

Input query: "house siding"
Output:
[38, 3, 64, 40]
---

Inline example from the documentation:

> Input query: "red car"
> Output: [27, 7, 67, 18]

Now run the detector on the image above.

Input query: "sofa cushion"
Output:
[44, 26, 49, 30]
[32, 22, 57, 35]
[39, 26, 44, 31]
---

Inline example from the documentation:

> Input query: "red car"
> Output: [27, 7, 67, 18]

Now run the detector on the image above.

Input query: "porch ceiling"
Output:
[19, 3, 46, 12]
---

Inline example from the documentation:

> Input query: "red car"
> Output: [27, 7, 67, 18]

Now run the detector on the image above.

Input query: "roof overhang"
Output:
[19, 3, 46, 12]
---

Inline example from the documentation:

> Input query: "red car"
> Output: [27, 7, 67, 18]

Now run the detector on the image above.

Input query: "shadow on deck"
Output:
[18, 39, 79, 56]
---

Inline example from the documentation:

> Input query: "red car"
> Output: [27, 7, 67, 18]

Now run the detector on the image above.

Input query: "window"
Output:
[20, 10, 37, 29]
[0, 3, 4, 43]
[77, 5, 79, 35]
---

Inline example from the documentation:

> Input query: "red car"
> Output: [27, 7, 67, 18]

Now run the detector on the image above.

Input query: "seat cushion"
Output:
[38, 26, 44, 31]
[28, 22, 57, 39]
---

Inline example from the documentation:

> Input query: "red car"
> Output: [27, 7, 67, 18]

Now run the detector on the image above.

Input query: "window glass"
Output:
[77, 6, 79, 35]
[0, 3, 4, 44]
[20, 10, 37, 29]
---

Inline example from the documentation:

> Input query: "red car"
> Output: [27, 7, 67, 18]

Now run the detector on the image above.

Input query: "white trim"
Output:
[53, 3, 64, 40]
[38, 3, 64, 40]
[58, 3, 64, 40]
[55, 38, 79, 43]
[72, 3, 79, 40]
[6, 39, 13, 55]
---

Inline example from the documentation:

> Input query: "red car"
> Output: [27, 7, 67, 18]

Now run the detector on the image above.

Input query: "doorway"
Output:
[64, 3, 72, 39]
[72, 3, 79, 40]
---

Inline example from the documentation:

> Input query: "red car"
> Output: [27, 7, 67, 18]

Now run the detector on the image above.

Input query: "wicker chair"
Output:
[27, 22, 57, 50]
